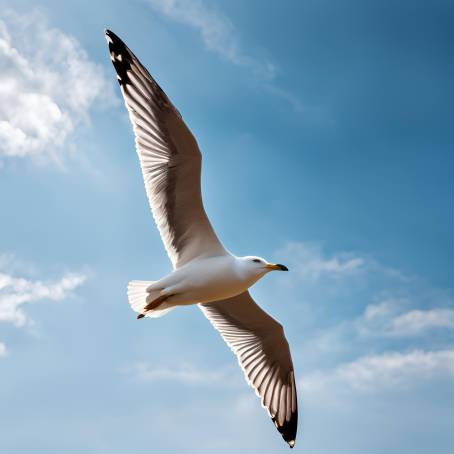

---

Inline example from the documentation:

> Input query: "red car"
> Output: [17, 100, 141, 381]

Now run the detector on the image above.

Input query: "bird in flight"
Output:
[105, 29, 298, 448]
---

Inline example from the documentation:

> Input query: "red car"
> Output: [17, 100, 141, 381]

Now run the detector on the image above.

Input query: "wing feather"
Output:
[199, 291, 298, 447]
[106, 30, 226, 268]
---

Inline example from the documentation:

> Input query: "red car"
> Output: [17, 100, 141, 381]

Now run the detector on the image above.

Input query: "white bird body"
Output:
[106, 29, 298, 448]
[147, 255, 271, 306]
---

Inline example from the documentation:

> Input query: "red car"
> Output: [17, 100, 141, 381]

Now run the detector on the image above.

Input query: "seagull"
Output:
[105, 29, 298, 448]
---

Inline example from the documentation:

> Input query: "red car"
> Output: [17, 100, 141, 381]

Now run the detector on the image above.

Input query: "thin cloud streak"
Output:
[391, 308, 454, 335]
[126, 361, 238, 386]
[277, 241, 365, 281]
[300, 349, 454, 393]
[148, 0, 276, 80]
[358, 302, 454, 337]
[147, 0, 305, 112]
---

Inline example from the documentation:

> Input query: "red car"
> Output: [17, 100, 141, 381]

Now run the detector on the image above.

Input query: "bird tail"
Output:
[127, 280, 176, 318]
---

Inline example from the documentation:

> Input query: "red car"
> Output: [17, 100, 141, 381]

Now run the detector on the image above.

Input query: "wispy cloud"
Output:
[301, 349, 454, 393]
[358, 302, 454, 337]
[126, 361, 237, 386]
[146, 1, 310, 112]
[0, 266, 86, 327]
[148, 0, 276, 80]
[277, 241, 365, 281]
[271, 240, 454, 378]
[0, 10, 114, 162]
[391, 308, 454, 335]
[0, 342, 6, 358]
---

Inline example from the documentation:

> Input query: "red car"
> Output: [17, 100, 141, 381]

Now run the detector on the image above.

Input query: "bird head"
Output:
[240, 256, 289, 274]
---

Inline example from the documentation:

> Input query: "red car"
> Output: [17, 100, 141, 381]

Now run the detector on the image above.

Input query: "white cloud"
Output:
[270, 240, 454, 382]
[278, 242, 364, 281]
[391, 308, 454, 335]
[358, 302, 454, 337]
[0, 342, 6, 357]
[127, 361, 237, 386]
[148, 0, 276, 79]
[0, 10, 113, 161]
[300, 349, 454, 393]
[0, 269, 86, 327]
[354, 300, 403, 336]
[363, 300, 396, 321]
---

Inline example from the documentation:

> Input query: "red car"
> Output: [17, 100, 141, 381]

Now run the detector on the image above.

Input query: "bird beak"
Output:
[265, 263, 289, 271]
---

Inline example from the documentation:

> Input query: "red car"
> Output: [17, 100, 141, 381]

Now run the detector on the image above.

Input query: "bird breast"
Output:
[166, 256, 254, 304]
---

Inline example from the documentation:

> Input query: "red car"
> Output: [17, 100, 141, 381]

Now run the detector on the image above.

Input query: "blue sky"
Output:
[1, 1, 453, 452]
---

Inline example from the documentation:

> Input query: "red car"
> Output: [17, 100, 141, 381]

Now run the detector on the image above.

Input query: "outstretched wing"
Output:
[199, 292, 298, 448]
[105, 30, 226, 268]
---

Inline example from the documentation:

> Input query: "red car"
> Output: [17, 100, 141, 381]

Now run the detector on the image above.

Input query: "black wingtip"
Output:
[104, 29, 125, 48]
[104, 29, 114, 42]
[273, 410, 298, 448]
[104, 29, 132, 86]
[105, 29, 122, 41]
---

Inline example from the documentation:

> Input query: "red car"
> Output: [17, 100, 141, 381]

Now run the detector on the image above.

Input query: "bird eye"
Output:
[252, 259, 261, 263]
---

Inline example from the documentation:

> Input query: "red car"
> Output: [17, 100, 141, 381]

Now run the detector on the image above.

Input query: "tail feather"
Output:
[127, 280, 175, 318]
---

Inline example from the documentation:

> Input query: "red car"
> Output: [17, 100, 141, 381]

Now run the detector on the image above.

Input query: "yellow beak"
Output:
[265, 263, 289, 271]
